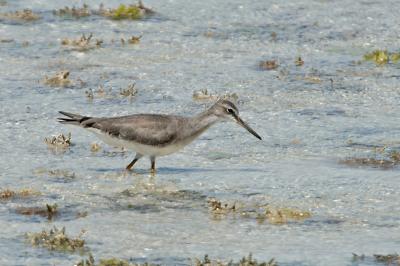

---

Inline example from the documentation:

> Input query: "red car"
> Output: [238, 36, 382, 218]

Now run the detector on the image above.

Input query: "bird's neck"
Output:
[183, 109, 220, 140]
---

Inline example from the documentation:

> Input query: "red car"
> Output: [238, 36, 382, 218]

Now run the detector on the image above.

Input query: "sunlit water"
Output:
[1, 0, 400, 265]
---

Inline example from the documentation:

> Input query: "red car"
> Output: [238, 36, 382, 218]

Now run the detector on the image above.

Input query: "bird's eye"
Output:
[227, 108, 234, 114]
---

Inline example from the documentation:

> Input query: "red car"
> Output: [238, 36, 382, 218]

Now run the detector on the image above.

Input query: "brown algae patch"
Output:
[16, 204, 58, 220]
[0, 189, 40, 200]
[363, 50, 400, 65]
[26, 226, 86, 252]
[207, 198, 311, 224]
[53, 4, 91, 18]
[120, 35, 142, 45]
[340, 150, 400, 169]
[194, 253, 277, 266]
[43, 71, 72, 87]
[61, 34, 103, 51]
[259, 60, 278, 70]
[44, 133, 71, 149]
[0, 9, 40, 22]
[98, 1, 154, 20]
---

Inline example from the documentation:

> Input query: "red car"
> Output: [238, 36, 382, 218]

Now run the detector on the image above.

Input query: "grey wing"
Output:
[88, 115, 180, 147]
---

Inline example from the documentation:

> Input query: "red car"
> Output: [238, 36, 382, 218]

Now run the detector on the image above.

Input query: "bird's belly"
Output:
[89, 129, 186, 156]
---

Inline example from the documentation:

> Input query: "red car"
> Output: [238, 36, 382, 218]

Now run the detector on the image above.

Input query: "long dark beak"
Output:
[233, 114, 262, 140]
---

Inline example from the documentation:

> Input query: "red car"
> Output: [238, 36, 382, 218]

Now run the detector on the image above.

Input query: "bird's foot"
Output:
[150, 168, 156, 176]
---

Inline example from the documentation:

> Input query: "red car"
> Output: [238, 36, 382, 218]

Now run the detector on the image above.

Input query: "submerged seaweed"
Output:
[208, 198, 311, 224]
[15, 204, 58, 220]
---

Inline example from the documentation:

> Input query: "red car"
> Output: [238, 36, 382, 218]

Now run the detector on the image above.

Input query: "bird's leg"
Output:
[150, 156, 156, 174]
[126, 153, 143, 170]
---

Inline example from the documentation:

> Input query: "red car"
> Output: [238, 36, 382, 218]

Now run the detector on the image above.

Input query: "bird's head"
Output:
[210, 99, 262, 140]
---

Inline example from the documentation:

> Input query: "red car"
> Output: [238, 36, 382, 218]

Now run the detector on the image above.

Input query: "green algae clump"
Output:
[101, 4, 143, 20]
[112, 4, 142, 20]
[363, 50, 400, 65]
[99, 258, 132, 266]
[363, 50, 389, 65]
[26, 226, 85, 252]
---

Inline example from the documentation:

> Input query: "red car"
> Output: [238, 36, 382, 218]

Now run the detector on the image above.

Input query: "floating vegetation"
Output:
[194, 253, 277, 266]
[259, 60, 278, 70]
[98, 1, 154, 20]
[352, 253, 400, 265]
[121, 35, 142, 45]
[90, 143, 101, 152]
[192, 89, 238, 102]
[26, 226, 86, 252]
[0, 189, 40, 200]
[120, 83, 138, 97]
[16, 204, 58, 220]
[374, 254, 400, 265]
[208, 198, 236, 215]
[0, 9, 40, 22]
[44, 133, 72, 149]
[295, 56, 304, 66]
[53, 4, 91, 18]
[363, 50, 400, 65]
[207, 198, 311, 224]
[61, 34, 102, 51]
[86, 84, 138, 101]
[43, 71, 72, 87]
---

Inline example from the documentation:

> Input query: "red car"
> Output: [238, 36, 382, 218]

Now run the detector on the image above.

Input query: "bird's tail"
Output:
[58, 111, 92, 126]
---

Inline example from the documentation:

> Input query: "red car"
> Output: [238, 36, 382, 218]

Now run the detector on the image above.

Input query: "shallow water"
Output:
[1, 0, 400, 265]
